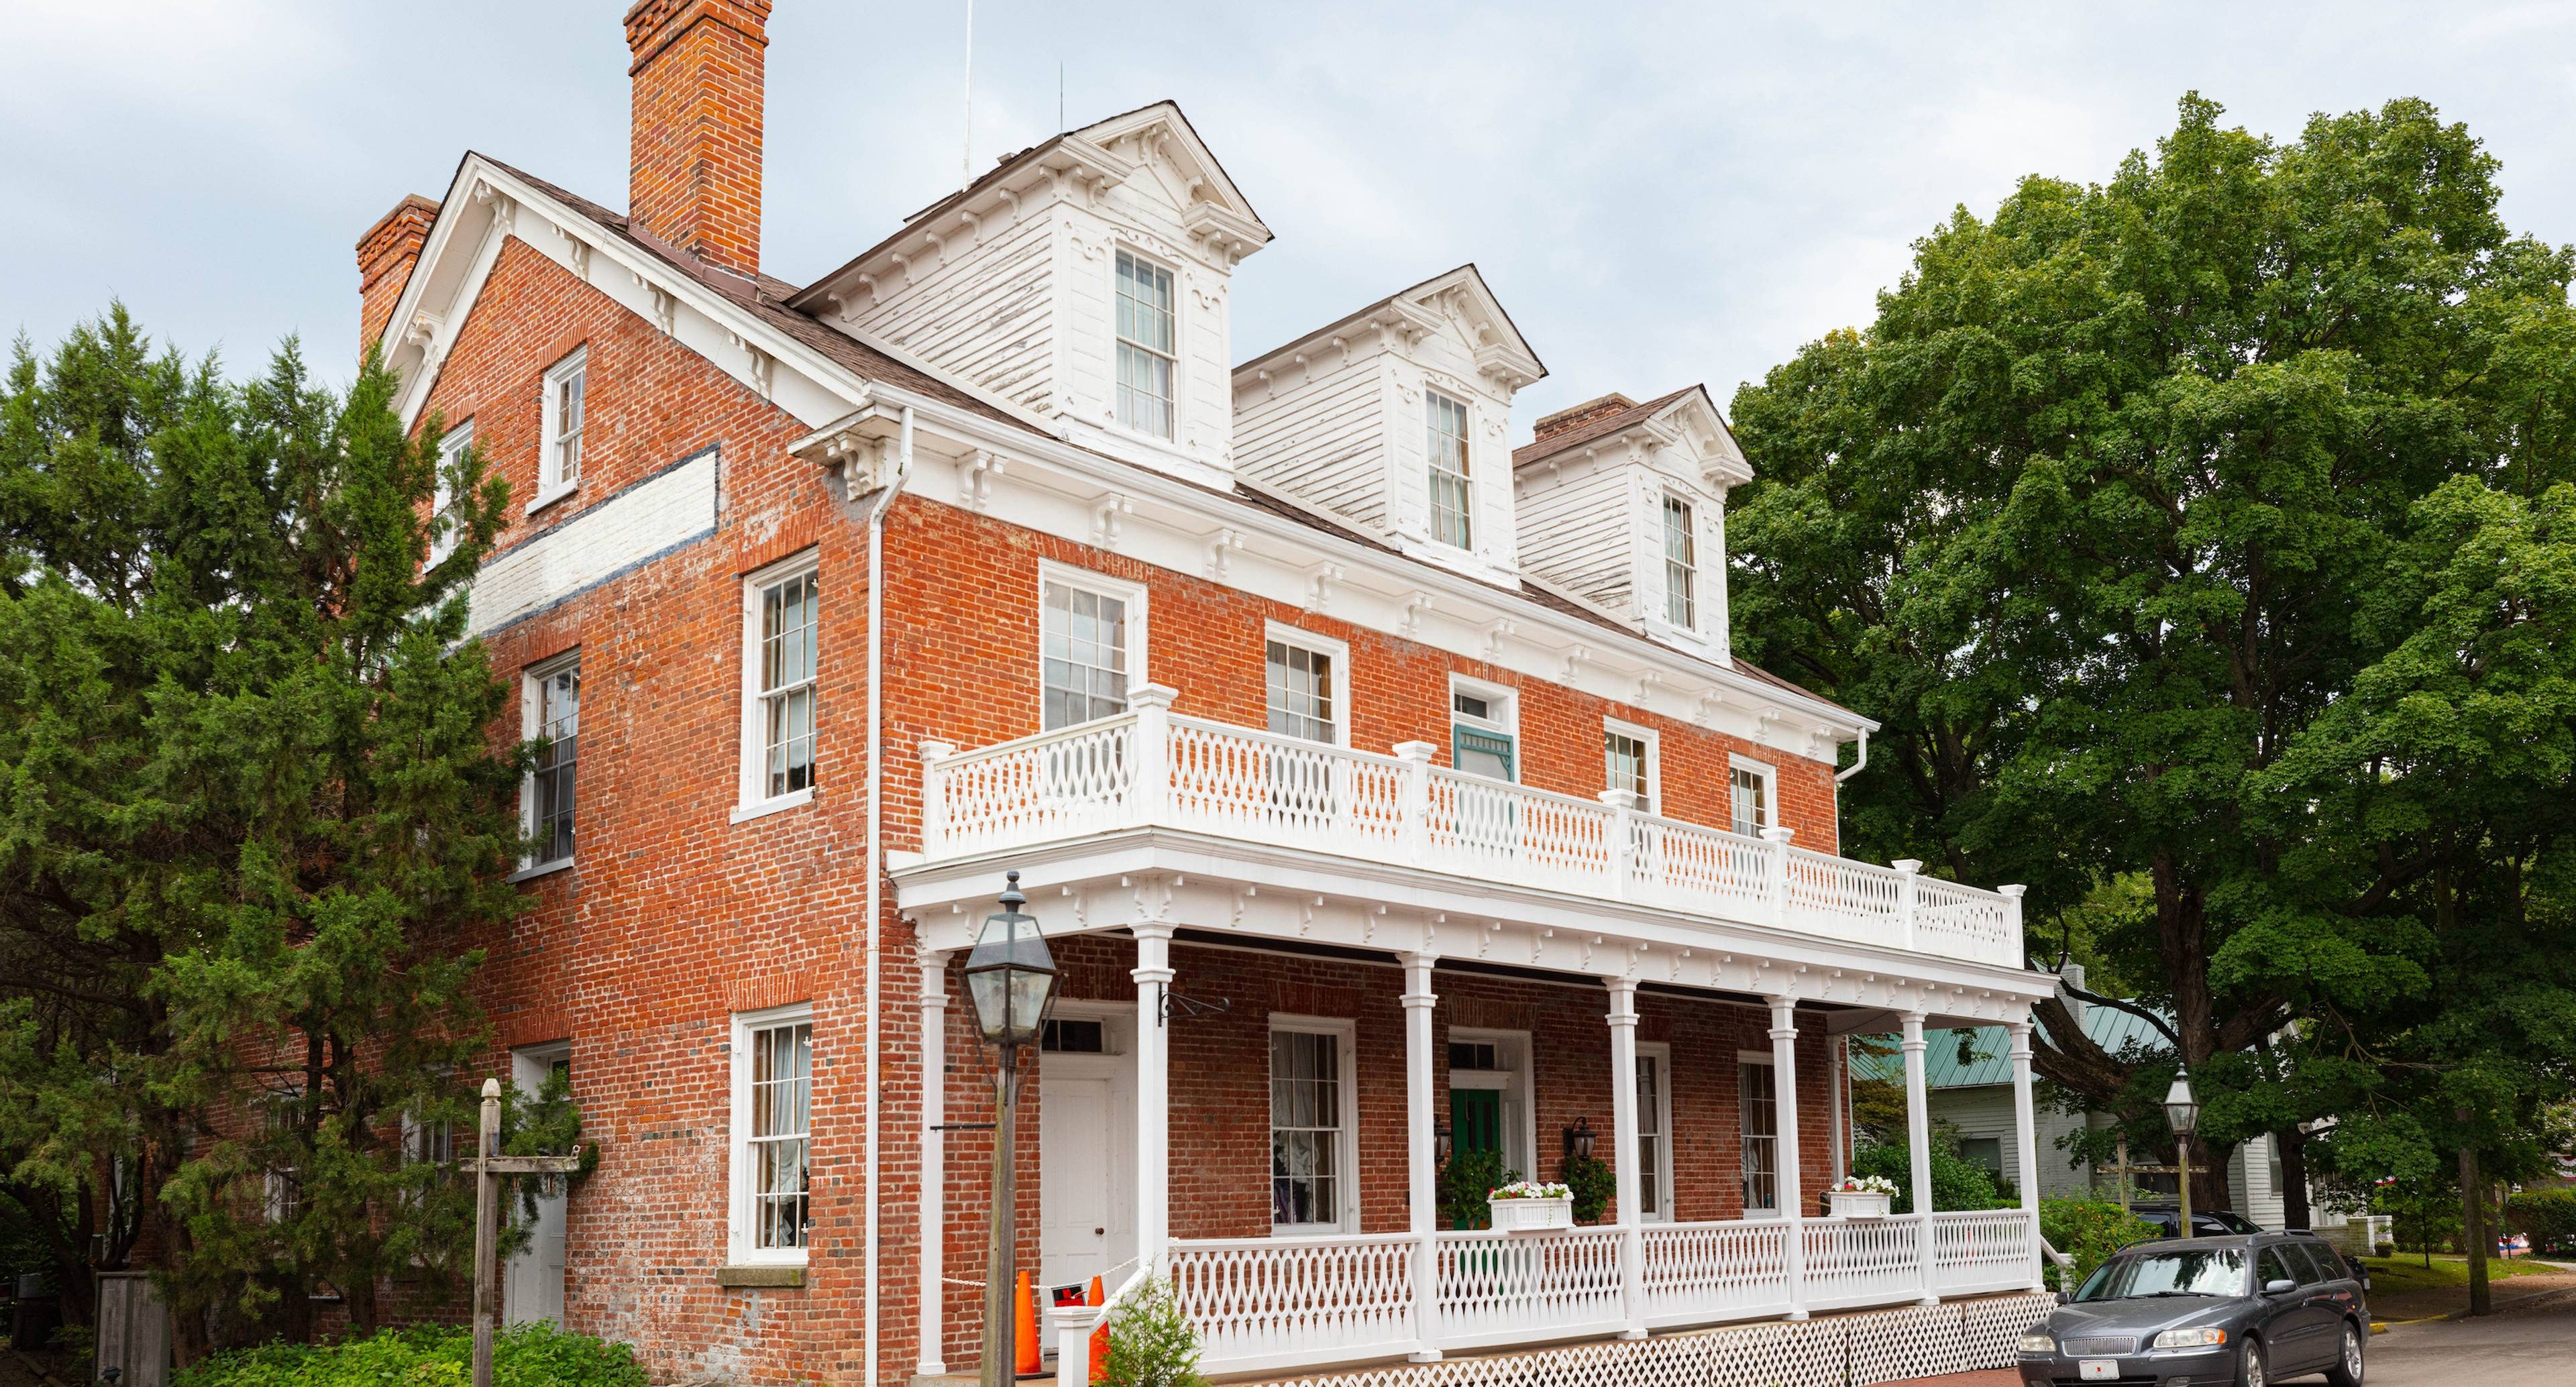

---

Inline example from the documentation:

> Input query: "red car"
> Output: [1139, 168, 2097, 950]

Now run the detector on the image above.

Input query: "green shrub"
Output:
[2039, 1197, 2161, 1290]
[173, 1323, 646, 1387]
[1097, 1275, 1205, 1387]
[2507, 1188, 2576, 1254]
[1559, 1152, 1615, 1225]
[1436, 1149, 1515, 1230]
[1849, 1142, 2009, 1214]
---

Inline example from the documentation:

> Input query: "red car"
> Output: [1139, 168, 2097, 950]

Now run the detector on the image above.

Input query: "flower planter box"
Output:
[1826, 1190, 1892, 1219]
[1488, 1195, 1574, 1231]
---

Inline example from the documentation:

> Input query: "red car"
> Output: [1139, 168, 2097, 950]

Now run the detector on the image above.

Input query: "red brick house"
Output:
[358, 3, 2057, 1384]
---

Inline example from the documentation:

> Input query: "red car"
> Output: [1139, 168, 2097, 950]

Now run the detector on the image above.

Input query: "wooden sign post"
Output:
[464, 1077, 584, 1387]
[2104, 1138, 2202, 1217]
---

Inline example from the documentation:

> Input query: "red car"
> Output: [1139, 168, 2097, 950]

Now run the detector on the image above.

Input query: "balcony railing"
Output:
[918, 692, 2023, 968]
[1162, 1211, 2039, 1376]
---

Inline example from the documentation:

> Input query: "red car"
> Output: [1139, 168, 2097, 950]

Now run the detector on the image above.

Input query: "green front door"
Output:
[1449, 1088, 1503, 1229]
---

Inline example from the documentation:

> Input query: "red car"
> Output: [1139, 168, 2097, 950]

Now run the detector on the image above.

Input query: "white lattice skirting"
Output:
[1248, 1292, 2053, 1387]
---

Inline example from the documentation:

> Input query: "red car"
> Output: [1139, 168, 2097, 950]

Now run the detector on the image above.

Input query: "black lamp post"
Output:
[968, 871, 1060, 1387]
[2163, 1066, 2201, 1235]
[1562, 1117, 1597, 1164]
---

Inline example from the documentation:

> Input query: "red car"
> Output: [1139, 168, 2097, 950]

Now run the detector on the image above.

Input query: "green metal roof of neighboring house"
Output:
[1849, 1000, 2171, 1089]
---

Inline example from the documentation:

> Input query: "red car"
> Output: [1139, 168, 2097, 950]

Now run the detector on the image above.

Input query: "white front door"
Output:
[1038, 1010, 1135, 1295]
[505, 1043, 570, 1325]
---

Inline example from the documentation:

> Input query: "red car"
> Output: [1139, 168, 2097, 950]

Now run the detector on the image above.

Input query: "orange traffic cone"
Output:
[1087, 1275, 1109, 1384]
[1014, 1270, 1041, 1376]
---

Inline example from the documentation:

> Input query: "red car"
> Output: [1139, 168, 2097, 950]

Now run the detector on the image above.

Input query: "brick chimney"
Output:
[1532, 392, 1638, 442]
[356, 195, 440, 359]
[625, 0, 769, 279]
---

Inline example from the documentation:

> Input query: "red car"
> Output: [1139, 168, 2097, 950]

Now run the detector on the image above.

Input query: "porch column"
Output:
[1605, 978, 1646, 1339]
[2008, 1017, 2043, 1290]
[1901, 1011, 1939, 1306]
[1134, 922, 1176, 1265]
[918, 951, 953, 1374]
[1401, 953, 1442, 1362]
[1769, 996, 1807, 1320]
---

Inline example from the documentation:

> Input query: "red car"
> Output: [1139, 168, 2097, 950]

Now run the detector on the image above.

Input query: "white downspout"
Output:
[1833, 725, 1870, 784]
[864, 407, 914, 1387]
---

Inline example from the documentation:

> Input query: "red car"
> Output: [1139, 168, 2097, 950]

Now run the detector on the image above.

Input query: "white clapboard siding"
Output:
[846, 213, 1057, 417]
[1236, 355, 1391, 529]
[1516, 455, 1636, 612]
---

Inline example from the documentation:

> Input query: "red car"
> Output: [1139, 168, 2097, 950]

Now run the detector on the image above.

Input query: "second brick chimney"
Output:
[625, 0, 770, 280]
[357, 195, 441, 358]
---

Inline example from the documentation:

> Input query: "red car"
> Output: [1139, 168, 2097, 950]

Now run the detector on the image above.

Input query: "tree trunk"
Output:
[2461, 1142, 2490, 1316]
[2277, 1125, 2311, 1230]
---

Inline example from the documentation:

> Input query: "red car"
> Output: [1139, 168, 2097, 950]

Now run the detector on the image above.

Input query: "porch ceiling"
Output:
[892, 826, 2052, 1025]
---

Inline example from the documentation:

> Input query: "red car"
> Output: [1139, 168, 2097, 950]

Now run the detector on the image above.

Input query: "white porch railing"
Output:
[920, 702, 2022, 968]
[1166, 1209, 2037, 1376]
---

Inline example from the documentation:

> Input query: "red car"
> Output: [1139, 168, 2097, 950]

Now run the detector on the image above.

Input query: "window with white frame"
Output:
[1638, 1044, 1674, 1221]
[1270, 1019, 1354, 1231]
[1265, 627, 1345, 745]
[1729, 757, 1774, 836]
[1662, 494, 1697, 630]
[1426, 391, 1474, 550]
[1115, 252, 1177, 440]
[1450, 679, 1517, 781]
[539, 347, 586, 498]
[742, 555, 820, 809]
[262, 1089, 303, 1225]
[1041, 568, 1143, 731]
[1446, 1030, 1534, 1182]
[731, 1005, 814, 1261]
[1739, 1056, 1778, 1215]
[431, 421, 472, 565]
[1604, 720, 1658, 811]
[523, 653, 579, 868]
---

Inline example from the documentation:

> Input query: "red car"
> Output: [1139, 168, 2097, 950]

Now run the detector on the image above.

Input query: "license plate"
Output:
[2078, 1363, 2120, 1382]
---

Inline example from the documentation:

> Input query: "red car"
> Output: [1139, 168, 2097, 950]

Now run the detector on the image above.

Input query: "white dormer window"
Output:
[1663, 494, 1698, 630]
[1427, 391, 1474, 550]
[1115, 252, 1177, 440]
[537, 347, 586, 505]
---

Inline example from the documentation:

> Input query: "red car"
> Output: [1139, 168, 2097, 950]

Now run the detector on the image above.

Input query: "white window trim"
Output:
[1267, 1013, 1360, 1237]
[1037, 559, 1150, 728]
[737, 549, 820, 820]
[1737, 1049, 1781, 1219]
[1263, 621, 1351, 748]
[1637, 1041, 1675, 1223]
[1445, 1027, 1536, 1183]
[729, 1001, 814, 1266]
[531, 347, 586, 513]
[1109, 246, 1181, 445]
[1658, 490, 1703, 641]
[1603, 717, 1662, 815]
[1424, 387, 1477, 553]
[517, 649, 580, 877]
[1728, 754, 1778, 836]
[1448, 674, 1519, 783]
[431, 420, 472, 565]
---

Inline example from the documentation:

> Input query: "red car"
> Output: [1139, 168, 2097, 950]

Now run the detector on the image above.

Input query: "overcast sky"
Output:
[7, 1, 2575, 438]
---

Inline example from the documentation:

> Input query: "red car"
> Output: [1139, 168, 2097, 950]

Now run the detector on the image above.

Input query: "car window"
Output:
[2220, 1212, 2262, 1235]
[2286, 1243, 2330, 1286]
[2078, 1247, 2251, 1300]
[2258, 1247, 2297, 1288]
[2298, 1242, 2350, 1281]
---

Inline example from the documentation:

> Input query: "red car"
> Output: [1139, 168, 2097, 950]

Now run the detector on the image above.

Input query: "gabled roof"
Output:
[1850, 1001, 2171, 1089]
[1511, 383, 1748, 486]
[1233, 264, 1546, 389]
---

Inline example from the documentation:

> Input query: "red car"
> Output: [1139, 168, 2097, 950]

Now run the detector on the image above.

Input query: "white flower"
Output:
[1489, 1180, 1574, 1200]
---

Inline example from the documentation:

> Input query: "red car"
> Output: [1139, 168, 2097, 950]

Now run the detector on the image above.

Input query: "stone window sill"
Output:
[715, 1264, 806, 1288]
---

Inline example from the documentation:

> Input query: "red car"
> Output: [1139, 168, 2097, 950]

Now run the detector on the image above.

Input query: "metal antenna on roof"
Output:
[959, 0, 975, 193]
[1059, 62, 1065, 134]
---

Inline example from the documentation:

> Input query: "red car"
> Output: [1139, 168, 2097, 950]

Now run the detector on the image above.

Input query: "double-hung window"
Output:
[1605, 720, 1658, 811]
[732, 1005, 814, 1262]
[1040, 568, 1143, 731]
[539, 347, 586, 501]
[1115, 252, 1177, 440]
[1426, 391, 1474, 550]
[1450, 681, 1517, 781]
[1739, 1057, 1778, 1216]
[741, 555, 820, 812]
[1729, 757, 1774, 836]
[523, 653, 580, 869]
[1270, 1020, 1354, 1232]
[1637, 1044, 1674, 1220]
[1662, 494, 1697, 630]
[431, 421, 472, 565]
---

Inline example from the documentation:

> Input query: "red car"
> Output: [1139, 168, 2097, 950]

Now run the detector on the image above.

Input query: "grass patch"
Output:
[2361, 1254, 2564, 1296]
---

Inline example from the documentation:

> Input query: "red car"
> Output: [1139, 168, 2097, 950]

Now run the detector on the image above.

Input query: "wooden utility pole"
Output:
[2105, 1139, 2202, 1223]
[464, 1077, 585, 1387]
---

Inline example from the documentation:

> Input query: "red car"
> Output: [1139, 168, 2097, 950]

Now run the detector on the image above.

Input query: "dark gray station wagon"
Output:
[2018, 1233, 2369, 1386]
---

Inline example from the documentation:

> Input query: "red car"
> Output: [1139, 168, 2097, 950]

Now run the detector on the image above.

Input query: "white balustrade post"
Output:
[1133, 923, 1177, 1264]
[1769, 995, 1809, 1320]
[1901, 1011, 1939, 1305]
[1393, 742, 1438, 866]
[918, 951, 954, 1374]
[919, 740, 957, 855]
[1131, 685, 1178, 830]
[1401, 953, 1443, 1362]
[1597, 789, 1641, 903]
[1605, 977, 1646, 1339]
[1761, 827, 1796, 929]
[1048, 1305, 1094, 1387]
[2008, 1017, 2044, 1290]
[1892, 858, 1921, 953]
[1999, 883, 2027, 968]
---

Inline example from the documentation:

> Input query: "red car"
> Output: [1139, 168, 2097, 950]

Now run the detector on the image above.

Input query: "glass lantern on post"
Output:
[967, 871, 1060, 1387]
[2163, 1066, 2201, 1235]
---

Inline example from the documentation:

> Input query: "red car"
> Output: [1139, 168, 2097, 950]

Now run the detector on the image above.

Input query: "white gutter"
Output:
[863, 407, 914, 1387]
[1834, 726, 1869, 783]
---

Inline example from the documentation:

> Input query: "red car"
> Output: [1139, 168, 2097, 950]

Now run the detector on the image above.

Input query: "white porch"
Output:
[894, 689, 2060, 1381]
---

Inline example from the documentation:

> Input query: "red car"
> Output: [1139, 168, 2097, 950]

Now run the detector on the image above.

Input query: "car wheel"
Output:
[2238, 1337, 2269, 1387]
[2324, 1321, 2365, 1386]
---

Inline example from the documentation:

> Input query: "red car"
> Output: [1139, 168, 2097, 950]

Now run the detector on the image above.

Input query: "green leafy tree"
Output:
[1850, 1139, 2012, 1213]
[1728, 93, 2576, 1213]
[0, 309, 530, 1358]
[1097, 1276, 1208, 1387]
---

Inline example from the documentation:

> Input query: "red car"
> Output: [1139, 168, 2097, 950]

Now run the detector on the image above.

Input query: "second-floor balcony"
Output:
[914, 687, 2023, 971]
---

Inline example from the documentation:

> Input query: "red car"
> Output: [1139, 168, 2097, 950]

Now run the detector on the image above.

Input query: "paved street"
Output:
[2370, 1284, 2576, 1387]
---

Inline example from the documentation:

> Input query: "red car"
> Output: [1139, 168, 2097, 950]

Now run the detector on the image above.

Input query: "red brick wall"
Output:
[625, 0, 769, 277]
